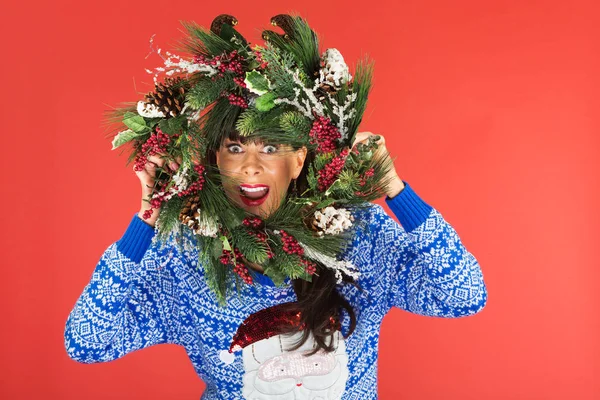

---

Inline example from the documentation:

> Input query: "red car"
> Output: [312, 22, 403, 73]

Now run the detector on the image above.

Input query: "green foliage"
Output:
[259, 44, 298, 98]
[279, 111, 311, 142]
[218, 23, 249, 50]
[268, 245, 305, 279]
[200, 97, 244, 151]
[244, 70, 270, 95]
[107, 15, 384, 303]
[187, 77, 230, 110]
[235, 107, 265, 136]
[230, 226, 269, 264]
[123, 112, 151, 134]
[111, 129, 142, 150]
[158, 114, 187, 135]
[154, 195, 186, 243]
[306, 163, 319, 194]
[199, 236, 229, 306]
[261, 265, 287, 287]
[179, 21, 237, 58]
[265, 200, 345, 258]
[198, 171, 245, 228]
[236, 106, 284, 136]
[255, 92, 276, 111]
[178, 123, 204, 167]
[344, 56, 374, 144]
[264, 16, 321, 78]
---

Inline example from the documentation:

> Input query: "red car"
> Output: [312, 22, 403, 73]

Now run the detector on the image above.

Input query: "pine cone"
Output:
[179, 194, 201, 231]
[144, 77, 190, 118]
[315, 49, 352, 99]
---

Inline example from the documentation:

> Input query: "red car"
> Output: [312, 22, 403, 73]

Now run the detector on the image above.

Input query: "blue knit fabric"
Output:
[64, 181, 487, 399]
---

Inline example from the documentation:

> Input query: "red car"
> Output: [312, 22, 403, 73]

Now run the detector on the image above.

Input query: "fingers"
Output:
[147, 153, 179, 172]
[353, 131, 385, 149]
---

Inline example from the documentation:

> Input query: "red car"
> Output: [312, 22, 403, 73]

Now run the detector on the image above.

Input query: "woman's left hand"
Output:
[352, 131, 406, 198]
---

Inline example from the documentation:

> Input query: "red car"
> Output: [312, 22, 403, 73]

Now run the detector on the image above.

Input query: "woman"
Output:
[64, 130, 487, 399]
[64, 14, 487, 399]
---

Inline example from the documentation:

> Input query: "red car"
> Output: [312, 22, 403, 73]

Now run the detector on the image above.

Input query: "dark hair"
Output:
[207, 130, 358, 354]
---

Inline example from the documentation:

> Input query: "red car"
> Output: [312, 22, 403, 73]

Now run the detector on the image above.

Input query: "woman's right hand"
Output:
[134, 152, 181, 227]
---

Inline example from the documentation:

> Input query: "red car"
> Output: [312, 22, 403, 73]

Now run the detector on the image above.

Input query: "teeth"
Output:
[240, 187, 268, 193]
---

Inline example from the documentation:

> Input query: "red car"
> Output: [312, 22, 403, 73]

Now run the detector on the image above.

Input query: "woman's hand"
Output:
[352, 131, 405, 198]
[134, 152, 182, 227]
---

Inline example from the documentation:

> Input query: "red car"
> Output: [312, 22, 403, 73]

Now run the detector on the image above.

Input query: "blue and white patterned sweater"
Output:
[64, 181, 487, 399]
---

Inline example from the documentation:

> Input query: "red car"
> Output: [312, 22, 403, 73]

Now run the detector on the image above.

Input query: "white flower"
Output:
[313, 206, 354, 236]
[137, 101, 165, 118]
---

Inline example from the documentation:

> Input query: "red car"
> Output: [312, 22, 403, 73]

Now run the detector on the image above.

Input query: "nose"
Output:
[240, 150, 263, 176]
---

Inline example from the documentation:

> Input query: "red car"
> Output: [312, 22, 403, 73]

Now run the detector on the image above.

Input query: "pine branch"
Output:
[235, 106, 286, 136]
[264, 15, 321, 78]
[260, 44, 298, 98]
[230, 226, 269, 264]
[345, 56, 374, 144]
[187, 76, 231, 109]
[199, 235, 229, 306]
[271, 247, 305, 279]
[199, 97, 244, 152]
[177, 20, 236, 58]
[279, 111, 312, 142]
[155, 195, 186, 242]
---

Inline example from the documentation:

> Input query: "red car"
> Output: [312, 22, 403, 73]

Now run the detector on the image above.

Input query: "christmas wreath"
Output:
[107, 14, 394, 304]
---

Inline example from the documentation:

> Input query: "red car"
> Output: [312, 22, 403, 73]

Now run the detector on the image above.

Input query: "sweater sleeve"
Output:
[64, 213, 184, 364]
[365, 181, 487, 316]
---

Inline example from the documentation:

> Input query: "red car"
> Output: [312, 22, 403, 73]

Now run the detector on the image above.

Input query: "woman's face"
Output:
[215, 138, 308, 218]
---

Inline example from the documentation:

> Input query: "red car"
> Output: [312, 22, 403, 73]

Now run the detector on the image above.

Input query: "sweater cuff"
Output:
[115, 213, 156, 263]
[385, 181, 433, 232]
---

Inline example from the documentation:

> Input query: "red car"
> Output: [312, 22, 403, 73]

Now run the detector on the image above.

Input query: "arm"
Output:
[64, 213, 184, 363]
[368, 181, 488, 316]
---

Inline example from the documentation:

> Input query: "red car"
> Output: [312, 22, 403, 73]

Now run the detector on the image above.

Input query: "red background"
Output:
[2, 0, 598, 399]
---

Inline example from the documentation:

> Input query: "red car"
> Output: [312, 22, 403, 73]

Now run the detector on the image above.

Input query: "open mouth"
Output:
[238, 184, 270, 206]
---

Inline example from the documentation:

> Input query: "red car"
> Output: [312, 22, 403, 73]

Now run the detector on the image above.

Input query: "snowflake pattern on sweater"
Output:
[64, 181, 487, 399]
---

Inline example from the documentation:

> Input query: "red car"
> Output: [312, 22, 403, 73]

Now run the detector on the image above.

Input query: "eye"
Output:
[262, 144, 278, 154]
[227, 144, 243, 154]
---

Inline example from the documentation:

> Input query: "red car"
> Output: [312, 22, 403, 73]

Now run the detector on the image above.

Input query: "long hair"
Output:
[207, 130, 358, 354]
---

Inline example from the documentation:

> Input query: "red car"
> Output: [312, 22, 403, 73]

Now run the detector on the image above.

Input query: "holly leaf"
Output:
[244, 71, 270, 96]
[220, 235, 232, 251]
[111, 129, 144, 150]
[255, 92, 276, 112]
[123, 112, 151, 134]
